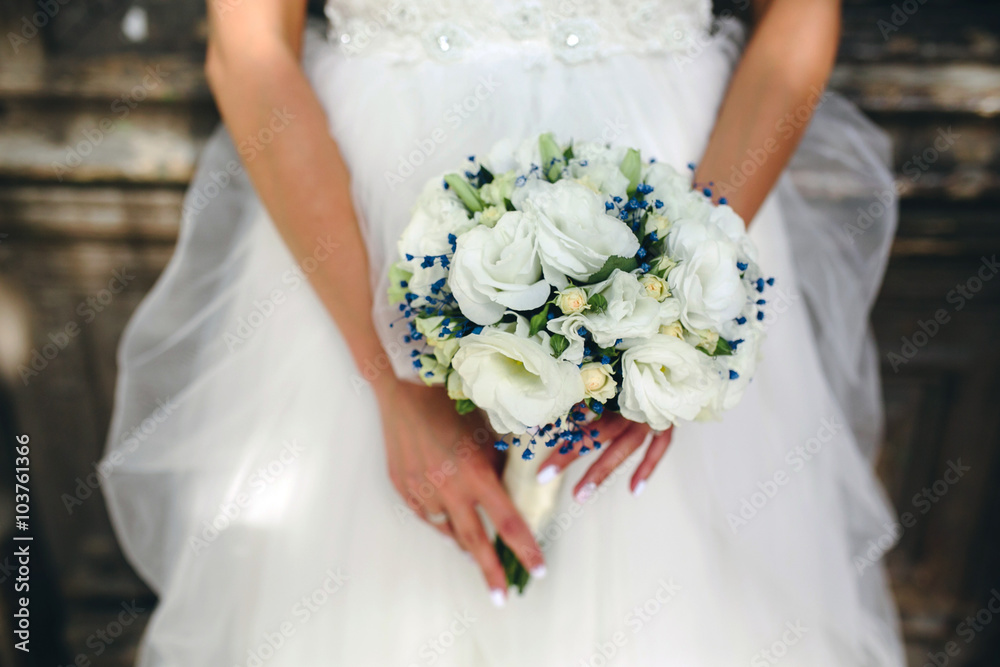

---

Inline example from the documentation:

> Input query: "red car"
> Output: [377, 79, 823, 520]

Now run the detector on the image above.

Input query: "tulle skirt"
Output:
[102, 20, 904, 666]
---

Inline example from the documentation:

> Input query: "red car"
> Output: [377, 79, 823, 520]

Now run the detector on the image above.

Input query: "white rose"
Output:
[556, 270, 679, 348]
[638, 274, 670, 300]
[448, 211, 551, 325]
[451, 328, 585, 434]
[398, 179, 477, 261]
[580, 362, 617, 403]
[513, 179, 640, 287]
[666, 221, 746, 331]
[618, 335, 721, 430]
[555, 286, 589, 314]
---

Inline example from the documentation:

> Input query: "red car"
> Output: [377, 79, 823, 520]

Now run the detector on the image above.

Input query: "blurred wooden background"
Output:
[0, 0, 998, 665]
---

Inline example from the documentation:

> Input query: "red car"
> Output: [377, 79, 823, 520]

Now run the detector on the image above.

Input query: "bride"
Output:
[102, 0, 906, 664]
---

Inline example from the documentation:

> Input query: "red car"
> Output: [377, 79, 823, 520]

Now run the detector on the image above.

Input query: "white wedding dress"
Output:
[102, 1, 906, 665]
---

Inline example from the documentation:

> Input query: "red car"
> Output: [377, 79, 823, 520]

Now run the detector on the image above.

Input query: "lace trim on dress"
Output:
[324, 0, 714, 64]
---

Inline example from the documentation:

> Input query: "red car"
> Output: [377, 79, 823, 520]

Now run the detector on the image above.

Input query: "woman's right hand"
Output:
[374, 378, 546, 605]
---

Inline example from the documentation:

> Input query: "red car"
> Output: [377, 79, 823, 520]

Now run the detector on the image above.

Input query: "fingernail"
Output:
[536, 465, 558, 485]
[530, 564, 547, 579]
[490, 588, 506, 608]
[633, 480, 647, 497]
[575, 482, 596, 504]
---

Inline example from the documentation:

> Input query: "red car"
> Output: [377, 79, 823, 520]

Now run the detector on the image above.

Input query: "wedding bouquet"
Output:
[388, 134, 771, 589]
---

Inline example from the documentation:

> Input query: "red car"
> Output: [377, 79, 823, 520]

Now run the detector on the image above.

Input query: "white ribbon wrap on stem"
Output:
[502, 451, 563, 535]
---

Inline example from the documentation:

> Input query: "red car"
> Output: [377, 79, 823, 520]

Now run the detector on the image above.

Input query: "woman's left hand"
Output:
[536, 413, 674, 501]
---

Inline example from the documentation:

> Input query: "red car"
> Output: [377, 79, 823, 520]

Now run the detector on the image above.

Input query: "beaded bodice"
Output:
[324, 0, 714, 64]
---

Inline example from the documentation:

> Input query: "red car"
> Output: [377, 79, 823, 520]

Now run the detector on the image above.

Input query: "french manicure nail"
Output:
[633, 480, 647, 497]
[530, 564, 547, 579]
[536, 465, 558, 485]
[490, 588, 506, 608]
[575, 482, 597, 503]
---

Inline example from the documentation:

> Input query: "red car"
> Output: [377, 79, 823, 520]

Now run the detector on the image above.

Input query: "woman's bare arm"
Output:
[204, 1, 545, 602]
[540, 0, 843, 496]
[695, 0, 841, 223]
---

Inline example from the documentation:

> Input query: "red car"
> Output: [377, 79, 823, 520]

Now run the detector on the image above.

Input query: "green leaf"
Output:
[528, 303, 551, 337]
[503, 197, 516, 212]
[539, 133, 564, 182]
[454, 398, 477, 415]
[587, 255, 639, 284]
[620, 148, 641, 198]
[563, 144, 574, 161]
[444, 174, 484, 213]
[587, 292, 608, 313]
[550, 333, 569, 358]
[495, 535, 531, 594]
[713, 337, 734, 356]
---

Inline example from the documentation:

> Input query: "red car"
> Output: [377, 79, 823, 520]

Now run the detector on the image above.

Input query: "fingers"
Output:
[536, 413, 633, 484]
[447, 500, 509, 606]
[631, 428, 673, 496]
[573, 423, 652, 501]
[476, 478, 546, 579]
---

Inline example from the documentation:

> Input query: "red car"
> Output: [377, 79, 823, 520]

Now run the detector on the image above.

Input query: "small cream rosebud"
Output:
[556, 287, 590, 314]
[647, 213, 671, 238]
[695, 329, 720, 353]
[659, 321, 684, 339]
[655, 255, 677, 275]
[638, 274, 670, 300]
[417, 355, 447, 386]
[579, 362, 617, 403]
[478, 205, 504, 228]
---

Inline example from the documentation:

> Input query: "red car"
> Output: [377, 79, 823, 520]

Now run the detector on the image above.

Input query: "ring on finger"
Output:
[426, 510, 449, 525]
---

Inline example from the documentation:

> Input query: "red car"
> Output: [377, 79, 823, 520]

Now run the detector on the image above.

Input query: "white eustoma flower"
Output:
[559, 270, 679, 348]
[513, 179, 640, 287]
[569, 141, 631, 201]
[580, 362, 617, 403]
[451, 328, 585, 434]
[397, 179, 477, 261]
[448, 211, 551, 325]
[484, 137, 542, 174]
[707, 204, 757, 263]
[666, 220, 746, 331]
[642, 162, 708, 222]
[618, 335, 721, 430]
